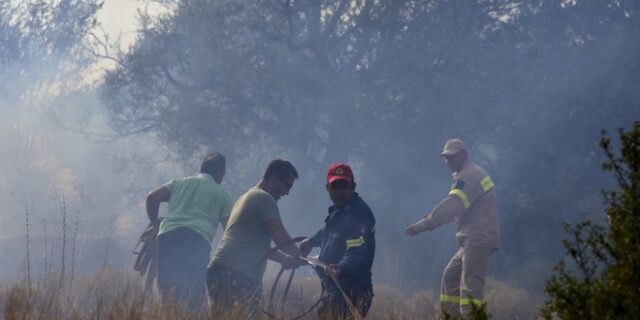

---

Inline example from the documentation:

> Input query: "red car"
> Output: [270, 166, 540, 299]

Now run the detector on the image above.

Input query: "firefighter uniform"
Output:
[417, 140, 499, 318]
[307, 192, 376, 318]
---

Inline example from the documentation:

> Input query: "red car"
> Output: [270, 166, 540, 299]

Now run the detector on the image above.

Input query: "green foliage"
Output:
[468, 302, 491, 320]
[541, 121, 640, 319]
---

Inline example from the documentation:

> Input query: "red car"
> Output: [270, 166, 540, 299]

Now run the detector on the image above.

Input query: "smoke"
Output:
[1, 1, 639, 304]
[0, 0, 179, 280]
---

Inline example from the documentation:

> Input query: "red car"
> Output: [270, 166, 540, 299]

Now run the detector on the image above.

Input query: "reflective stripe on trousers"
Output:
[440, 246, 495, 318]
[441, 294, 483, 305]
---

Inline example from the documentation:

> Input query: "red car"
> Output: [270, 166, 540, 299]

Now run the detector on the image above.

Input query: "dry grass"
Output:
[0, 268, 540, 319]
[484, 278, 542, 320]
[368, 284, 437, 319]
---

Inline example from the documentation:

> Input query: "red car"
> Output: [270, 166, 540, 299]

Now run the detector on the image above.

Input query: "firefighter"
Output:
[300, 163, 376, 319]
[405, 139, 500, 318]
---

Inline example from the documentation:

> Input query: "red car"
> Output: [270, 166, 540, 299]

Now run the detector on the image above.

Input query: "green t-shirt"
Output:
[212, 186, 281, 281]
[158, 173, 233, 243]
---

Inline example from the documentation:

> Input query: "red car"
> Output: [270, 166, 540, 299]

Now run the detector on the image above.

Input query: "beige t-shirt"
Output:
[211, 186, 281, 281]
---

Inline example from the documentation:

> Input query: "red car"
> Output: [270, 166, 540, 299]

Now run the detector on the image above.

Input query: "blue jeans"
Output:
[157, 227, 210, 312]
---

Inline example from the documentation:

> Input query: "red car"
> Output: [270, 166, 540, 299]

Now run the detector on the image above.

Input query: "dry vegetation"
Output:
[0, 268, 540, 319]
[2, 203, 541, 319]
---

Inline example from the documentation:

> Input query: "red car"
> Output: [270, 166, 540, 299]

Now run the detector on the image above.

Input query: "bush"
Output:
[541, 121, 640, 319]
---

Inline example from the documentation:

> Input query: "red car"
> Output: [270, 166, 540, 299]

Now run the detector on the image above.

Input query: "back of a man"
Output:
[158, 174, 232, 243]
[146, 152, 233, 312]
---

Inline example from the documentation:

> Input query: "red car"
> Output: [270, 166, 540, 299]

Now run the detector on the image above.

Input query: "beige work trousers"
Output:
[440, 245, 495, 319]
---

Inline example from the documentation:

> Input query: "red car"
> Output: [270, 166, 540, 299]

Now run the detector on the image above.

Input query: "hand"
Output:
[281, 255, 304, 270]
[405, 223, 423, 236]
[299, 238, 312, 257]
[324, 264, 341, 277]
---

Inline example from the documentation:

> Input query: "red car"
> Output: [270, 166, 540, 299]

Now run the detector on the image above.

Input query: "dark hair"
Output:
[263, 159, 298, 181]
[200, 152, 226, 176]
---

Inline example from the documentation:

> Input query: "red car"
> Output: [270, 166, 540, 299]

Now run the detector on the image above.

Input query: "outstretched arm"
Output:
[405, 195, 465, 236]
[299, 238, 313, 257]
[299, 229, 323, 257]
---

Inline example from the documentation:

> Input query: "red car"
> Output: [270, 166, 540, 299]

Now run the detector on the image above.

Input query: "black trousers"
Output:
[157, 227, 211, 312]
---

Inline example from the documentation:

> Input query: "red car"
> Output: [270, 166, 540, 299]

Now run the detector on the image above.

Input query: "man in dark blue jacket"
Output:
[300, 163, 376, 319]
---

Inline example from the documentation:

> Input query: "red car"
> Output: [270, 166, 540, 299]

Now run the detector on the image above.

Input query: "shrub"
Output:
[541, 121, 640, 319]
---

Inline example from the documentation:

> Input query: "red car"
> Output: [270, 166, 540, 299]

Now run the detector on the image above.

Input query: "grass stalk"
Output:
[60, 193, 67, 292]
[69, 209, 80, 291]
[25, 203, 32, 290]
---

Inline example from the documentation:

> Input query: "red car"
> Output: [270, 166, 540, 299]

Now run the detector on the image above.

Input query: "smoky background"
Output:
[1, 0, 639, 303]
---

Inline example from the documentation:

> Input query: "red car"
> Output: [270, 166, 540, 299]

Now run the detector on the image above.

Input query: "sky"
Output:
[82, 0, 172, 81]
[98, 0, 155, 49]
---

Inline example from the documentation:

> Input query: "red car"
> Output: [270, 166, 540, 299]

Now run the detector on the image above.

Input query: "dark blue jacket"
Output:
[308, 192, 376, 292]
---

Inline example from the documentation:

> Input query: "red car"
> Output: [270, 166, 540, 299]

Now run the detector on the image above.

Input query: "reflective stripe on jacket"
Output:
[308, 192, 376, 292]
[422, 161, 500, 249]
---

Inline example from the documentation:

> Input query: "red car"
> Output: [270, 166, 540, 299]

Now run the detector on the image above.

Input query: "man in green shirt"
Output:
[146, 152, 233, 312]
[207, 159, 301, 314]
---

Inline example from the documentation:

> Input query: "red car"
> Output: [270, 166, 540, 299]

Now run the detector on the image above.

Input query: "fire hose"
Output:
[132, 222, 159, 292]
[260, 237, 363, 320]
[133, 229, 363, 319]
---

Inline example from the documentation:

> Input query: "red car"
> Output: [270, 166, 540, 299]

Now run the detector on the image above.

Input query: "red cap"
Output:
[327, 163, 354, 184]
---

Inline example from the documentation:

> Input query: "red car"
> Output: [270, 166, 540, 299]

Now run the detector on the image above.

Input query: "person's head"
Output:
[325, 163, 356, 208]
[440, 139, 468, 172]
[201, 152, 226, 183]
[260, 159, 299, 200]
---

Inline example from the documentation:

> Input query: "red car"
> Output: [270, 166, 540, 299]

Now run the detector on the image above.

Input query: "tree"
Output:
[541, 121, 640, 319]
[101, 0, 534, 162]
[100, 0, 640, 290]
[1, 0, 101, 102]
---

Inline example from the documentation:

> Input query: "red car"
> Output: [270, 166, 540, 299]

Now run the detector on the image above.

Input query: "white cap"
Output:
[440, 139, 466, 156]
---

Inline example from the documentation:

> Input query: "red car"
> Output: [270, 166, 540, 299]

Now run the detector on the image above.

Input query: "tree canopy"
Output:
[1, 0, 100, 104]
[100, 0, 640, 290]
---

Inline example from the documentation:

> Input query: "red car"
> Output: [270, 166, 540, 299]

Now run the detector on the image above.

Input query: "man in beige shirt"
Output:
[406, 139, 499, 318]
[207, 159, 301, 315]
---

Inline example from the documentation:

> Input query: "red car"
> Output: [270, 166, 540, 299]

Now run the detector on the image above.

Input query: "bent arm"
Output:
[145, 186, 170, 227]
[339, 222, 374, 276]
[268, 250, 289, 263]
[265, 219, 300, 257]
